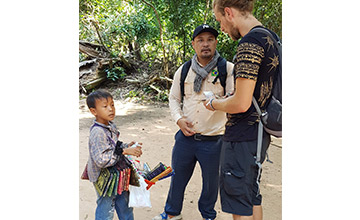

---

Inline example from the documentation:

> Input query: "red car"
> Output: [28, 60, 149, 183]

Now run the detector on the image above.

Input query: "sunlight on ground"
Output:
[264, 183, 282, 191]
[79, 99, 150, 119]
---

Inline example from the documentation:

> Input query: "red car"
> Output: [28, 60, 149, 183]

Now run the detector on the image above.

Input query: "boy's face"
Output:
[89, 97, 115, 125]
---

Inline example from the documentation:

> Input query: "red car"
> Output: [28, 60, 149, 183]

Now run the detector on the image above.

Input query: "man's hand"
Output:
[177, 117, 196, 136]
[202, 98, 215, 111]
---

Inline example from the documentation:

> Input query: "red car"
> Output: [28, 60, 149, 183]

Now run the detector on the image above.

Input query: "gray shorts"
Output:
[219, 134, 270, 216]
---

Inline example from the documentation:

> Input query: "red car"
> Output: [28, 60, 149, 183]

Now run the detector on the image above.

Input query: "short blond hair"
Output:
[213, 0, 255, 15]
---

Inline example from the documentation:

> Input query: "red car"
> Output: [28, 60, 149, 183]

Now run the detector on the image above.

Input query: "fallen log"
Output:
[149, 84, 162, 94]
[82, 77, 107, 92]
[79, 41, 110, 58]
[159, 76, 173, 83]
[125, 79, 141, 84]
[79, 58, 99, 78]
[79, 40, 133, 72]
[79, 58, 107, 93]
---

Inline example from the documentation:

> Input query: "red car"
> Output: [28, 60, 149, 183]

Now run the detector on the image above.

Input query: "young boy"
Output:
[86, 89, 142, 220]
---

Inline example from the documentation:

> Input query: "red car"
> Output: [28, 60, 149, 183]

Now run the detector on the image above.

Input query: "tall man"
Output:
[153, 24, 234, 220]
[204, 1, 281, 220]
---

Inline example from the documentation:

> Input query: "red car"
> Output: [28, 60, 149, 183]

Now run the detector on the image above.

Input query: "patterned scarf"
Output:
[191, 50, 220, 93]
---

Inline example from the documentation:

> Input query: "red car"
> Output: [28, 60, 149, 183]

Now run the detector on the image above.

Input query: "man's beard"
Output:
[229, 29, 241, 40]
[200, 53, 213, 59]
[200, 49, 213, 59]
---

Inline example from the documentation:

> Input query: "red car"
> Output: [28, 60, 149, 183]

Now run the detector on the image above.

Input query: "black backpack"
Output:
[180, 56, 228, 102]
[250, 27, 282, 138]
[247, 27, 282, 169]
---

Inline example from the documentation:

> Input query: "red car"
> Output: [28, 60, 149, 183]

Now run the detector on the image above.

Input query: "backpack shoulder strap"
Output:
[212, 56, 227, 95]
[181, 56, 228, 100]
[250, 27, 282, 102]
[90, 123, 116, 146]
[180, 60, 192, 101]
[249, 27, 281, 58]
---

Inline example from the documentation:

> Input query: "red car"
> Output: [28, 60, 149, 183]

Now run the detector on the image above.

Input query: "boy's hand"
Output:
[123, 146, 142, 157]
[127, 141, 142, 148]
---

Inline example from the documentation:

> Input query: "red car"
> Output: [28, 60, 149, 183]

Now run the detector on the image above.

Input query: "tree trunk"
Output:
[141, 0, 169, 87]
[183, 28, 186, 62]
[134, 41, 142, 60]
[128, 41, 134, 54]
[204, 0, 210, 24]
[90, 19, 110, 54]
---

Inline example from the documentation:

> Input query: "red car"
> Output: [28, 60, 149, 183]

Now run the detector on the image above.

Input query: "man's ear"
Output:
[191, 40, 195, 48]
[224, 7, 233, 20]
[89, 107, 97, 116]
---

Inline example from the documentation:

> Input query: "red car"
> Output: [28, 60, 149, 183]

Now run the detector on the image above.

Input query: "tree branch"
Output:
[90, 19, 111, 54]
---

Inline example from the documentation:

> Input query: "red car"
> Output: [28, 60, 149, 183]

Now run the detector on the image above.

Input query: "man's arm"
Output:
[169, 67, 183, 123]
[204, 40, 264, 113]
[204, 77, 256, 114]
[169, 65, 195, 136]
[225, 61, 235, 96]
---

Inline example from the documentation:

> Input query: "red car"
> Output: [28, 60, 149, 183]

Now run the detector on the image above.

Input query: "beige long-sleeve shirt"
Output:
[169, 59, 234, 136]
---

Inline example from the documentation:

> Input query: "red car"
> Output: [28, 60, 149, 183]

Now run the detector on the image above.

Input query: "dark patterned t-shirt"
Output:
[223, 26, 280, 142]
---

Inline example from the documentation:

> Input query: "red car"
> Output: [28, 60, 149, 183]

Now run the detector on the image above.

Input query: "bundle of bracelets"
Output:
[208, 98, 215, 110]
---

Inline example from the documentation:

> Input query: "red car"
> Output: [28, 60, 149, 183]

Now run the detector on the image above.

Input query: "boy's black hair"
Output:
[86, 89, 113, 109]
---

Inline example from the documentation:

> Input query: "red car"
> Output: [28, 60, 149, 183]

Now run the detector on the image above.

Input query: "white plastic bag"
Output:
[128, 175, 151, 208]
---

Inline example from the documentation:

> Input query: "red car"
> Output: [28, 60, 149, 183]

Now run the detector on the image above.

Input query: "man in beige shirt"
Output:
[153, 24, 234, 220]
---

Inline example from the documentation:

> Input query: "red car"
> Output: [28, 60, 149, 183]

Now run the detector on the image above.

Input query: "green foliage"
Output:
[157, 90, 169, 102]
[126, 90, 140, 98]
[105, 66, 126, 81]
[79, 0, 282, 99]
[254, 0, 282, 38]
[80, 0, 281, 62]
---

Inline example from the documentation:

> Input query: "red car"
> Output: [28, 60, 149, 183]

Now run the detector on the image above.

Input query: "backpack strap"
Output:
[250, 27, 281, 56]
[252, 96, 264, 164]
[180, 57, 228, 103]
[250, 27, 282, 101]
[212, 56, 227, 95]
[180, 60, 192, 103]
[249, 27, 282, 195]
[250, 27, 280, 159]
[252, 96, 264, 197]
[90, 123, 116, 146]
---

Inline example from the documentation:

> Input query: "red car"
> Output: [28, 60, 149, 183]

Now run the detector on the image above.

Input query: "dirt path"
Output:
[79, 99, 282, 220]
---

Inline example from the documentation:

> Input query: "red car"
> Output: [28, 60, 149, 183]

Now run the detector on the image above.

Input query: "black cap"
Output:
[192, 24, 219, 40]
